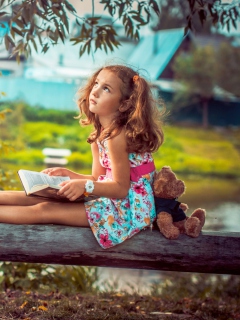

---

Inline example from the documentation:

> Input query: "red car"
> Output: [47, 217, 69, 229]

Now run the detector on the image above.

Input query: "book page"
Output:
[20, 170, 70, 191]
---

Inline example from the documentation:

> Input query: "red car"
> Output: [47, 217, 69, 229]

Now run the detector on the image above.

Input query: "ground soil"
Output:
[0, 290, 239, 320]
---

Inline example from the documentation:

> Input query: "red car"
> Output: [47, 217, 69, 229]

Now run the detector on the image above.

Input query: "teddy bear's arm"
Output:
[179, 203, 189, 212]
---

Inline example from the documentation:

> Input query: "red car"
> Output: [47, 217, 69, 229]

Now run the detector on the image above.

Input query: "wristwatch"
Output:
[84, 180, 95, 196]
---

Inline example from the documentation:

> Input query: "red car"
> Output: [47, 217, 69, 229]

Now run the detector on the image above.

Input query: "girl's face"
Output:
[89, 69, 123, 125]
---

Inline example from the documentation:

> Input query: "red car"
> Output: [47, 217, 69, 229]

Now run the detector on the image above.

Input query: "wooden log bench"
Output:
[42, 148, 71, 167]
[0, 224, 239, 275]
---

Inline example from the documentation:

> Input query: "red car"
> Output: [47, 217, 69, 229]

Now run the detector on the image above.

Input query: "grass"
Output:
[2, 123, 240, 178]
[1, 102, 240, 177]
[153, 125, 240, 177]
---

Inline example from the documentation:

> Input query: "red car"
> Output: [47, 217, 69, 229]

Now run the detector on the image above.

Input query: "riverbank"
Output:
[154, 125, 240, 178]
[2, 121, 240, 179]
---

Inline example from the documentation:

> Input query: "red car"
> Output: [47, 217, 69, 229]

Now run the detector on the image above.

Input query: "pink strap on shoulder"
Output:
[106, 161, 155, 182]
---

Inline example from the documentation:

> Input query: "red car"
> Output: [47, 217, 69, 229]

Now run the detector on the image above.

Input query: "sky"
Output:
[69, 1, 109, 18]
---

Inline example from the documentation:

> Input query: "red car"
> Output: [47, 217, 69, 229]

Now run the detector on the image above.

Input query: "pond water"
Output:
[177, 176, 240, 232]
[98, 176, 240, 293]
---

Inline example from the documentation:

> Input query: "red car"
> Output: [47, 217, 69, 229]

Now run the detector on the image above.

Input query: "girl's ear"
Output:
[119, 100, 131, 112]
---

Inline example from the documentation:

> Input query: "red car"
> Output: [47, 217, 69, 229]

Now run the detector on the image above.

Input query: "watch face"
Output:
[86, 180, 94, 193]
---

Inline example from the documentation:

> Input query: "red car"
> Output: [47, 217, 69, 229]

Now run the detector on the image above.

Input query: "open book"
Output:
[18, 169, 97, 202]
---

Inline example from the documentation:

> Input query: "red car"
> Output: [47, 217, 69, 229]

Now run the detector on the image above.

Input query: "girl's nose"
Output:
[92, 87, 99, 97]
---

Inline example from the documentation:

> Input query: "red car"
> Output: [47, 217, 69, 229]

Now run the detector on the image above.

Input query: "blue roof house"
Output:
[1, 23, 239, 125]
[128, 28, 240, 126]
[128, 28, 188, 81]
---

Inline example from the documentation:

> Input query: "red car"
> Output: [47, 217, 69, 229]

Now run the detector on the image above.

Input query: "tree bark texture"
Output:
[0, 224, 239, 275]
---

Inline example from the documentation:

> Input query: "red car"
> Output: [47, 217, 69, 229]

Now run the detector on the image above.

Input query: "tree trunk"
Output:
[0, 224, 240, 275]
[202, 99, 209, 128]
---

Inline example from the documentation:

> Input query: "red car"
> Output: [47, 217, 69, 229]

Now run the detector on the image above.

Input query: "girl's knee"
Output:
[32, 201, 88, 226]
[32, 202, 53, 223]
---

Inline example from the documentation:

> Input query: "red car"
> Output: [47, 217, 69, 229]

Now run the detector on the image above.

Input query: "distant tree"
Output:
[0, 0, 239, 61]
[183, 0, 240, 35]
[172, 46, 216, 128]
[153, 0, 213, 34]
[215, 43, 240, 98]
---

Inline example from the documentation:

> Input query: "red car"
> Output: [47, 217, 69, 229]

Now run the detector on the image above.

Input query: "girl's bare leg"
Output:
[0, 191, 49, 206]
[0, 191, 89, 227]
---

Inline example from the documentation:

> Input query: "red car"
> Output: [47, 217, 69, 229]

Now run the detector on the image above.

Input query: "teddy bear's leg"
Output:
[191, 208, 206, 228]
[157, 212, 180, 240]
[185, 209, 206, 238]
[185, 217, 201, 238]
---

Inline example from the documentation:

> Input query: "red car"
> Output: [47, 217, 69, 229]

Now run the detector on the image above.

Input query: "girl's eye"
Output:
[104, 86, 110, 92]
[94, 82, 98, 87]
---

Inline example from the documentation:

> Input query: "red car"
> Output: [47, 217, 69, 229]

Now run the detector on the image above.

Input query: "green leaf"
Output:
[11, 26, 23, 37]
[105, 37, 113, 51]
[149, 0, 161, 16]
[37, 34, 43, 46]
[226, 20, 230, 32]
[118, 2, 125, 18]
[41, 43, 49, 54]
[87, 16, 101, 25]
[36, 6, 49, 21]
[132, 15, 145, 24]
[58, 29, 65, 43]
[22, 6, 31, 24]
[64, 0, 77, 13]
[0, 11, 8, 17]
[76, 18, 82, 26]
[62, 12, 69, 33]
[49, 31, 58, 42]
[15, 18, 25, 29]
[103, 42, 108, 54]
[4, 35, 9, 51]
[6, 35, 15, 47]
[87, 42, 91, 54]
[16, 53, 21, 64]
[231, 18, 237, 30]
[134, 29, 140, 41]
[30, 38, 38, 52]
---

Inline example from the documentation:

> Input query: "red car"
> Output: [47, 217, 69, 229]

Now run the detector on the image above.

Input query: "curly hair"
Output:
[77, 64, 165, 153]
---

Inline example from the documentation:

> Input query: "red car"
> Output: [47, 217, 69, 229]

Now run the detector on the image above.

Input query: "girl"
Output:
[0, 64, 164, 249]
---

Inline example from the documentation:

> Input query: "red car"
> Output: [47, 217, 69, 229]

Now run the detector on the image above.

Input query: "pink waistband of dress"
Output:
[106, 161, 155, 182]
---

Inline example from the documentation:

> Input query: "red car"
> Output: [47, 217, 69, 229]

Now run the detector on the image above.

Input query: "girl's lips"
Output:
[90, 98, 96, 104]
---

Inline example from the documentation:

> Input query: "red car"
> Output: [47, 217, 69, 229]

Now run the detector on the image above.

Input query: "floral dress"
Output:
[84, 139, 156, 249]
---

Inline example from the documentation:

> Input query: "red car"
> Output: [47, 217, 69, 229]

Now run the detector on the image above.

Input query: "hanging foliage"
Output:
[0, 1, 239, 61]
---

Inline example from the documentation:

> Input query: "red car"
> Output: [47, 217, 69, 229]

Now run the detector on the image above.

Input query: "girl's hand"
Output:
[41, 167, 70, 177]
[58, 179, 85, 201]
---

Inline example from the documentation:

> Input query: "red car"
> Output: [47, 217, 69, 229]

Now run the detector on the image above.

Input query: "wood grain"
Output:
[0, 224, 239, 275]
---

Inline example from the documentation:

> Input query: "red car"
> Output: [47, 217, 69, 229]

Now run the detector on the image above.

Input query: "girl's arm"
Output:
[58, 131, 130, 201]
[91, 130, 130, 198]
[91, 141, 107, 180]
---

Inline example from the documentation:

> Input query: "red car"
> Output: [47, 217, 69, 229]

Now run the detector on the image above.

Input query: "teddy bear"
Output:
[153, 166, 206, 240]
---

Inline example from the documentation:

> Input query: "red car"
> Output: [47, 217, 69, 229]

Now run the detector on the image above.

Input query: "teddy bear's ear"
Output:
[172, 180, 185, 198]
[162, 165, 171, 170]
